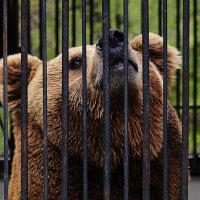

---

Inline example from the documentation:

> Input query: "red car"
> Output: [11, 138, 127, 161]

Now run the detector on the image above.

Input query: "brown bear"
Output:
[0, 30, 183, 200]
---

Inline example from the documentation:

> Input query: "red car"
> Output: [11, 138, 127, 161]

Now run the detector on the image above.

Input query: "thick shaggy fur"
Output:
[0, 33, 184, 199]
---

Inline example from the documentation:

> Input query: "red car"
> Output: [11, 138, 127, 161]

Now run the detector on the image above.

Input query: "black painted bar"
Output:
[72, 0, 76, 47]
[193, 0, 197, 158]
[176, 0, 181, 117]
[82, 1, 88, 199]
[182, 0, 189, 199]
[61, 0, 69, 199]
[142, 0, 150, 200]
[21, 0, 29, 199]
[41, 0, 48, 199]
[3, 0, 8, 199]
[102, 0, 110, 199]
[163, 0, 168, 199]
[123, 0, 129, 199]
[55, 0, 59, 56]
[89, 0, 94, 45]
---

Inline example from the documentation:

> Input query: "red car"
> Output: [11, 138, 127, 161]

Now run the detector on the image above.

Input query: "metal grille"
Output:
[0, 0, 196, 199]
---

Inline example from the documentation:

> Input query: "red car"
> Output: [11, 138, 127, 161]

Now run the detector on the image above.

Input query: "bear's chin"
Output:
[93, 65, 138, 97]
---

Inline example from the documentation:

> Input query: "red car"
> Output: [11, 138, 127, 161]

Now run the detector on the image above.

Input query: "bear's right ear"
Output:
[0, 54, 42, 107]
[130, 33, 181, 85]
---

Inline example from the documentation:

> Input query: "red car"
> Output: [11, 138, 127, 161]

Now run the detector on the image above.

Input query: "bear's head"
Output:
[0, 30, 181, 169]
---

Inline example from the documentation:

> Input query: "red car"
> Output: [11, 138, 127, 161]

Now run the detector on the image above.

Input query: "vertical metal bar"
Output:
[142, 0, 150, 200]
[61, 0, 69, 199]
[192, 0, 197, 158]
[72, 0, 76, 47]
[163, 0, 168, 199]
[82, 0, 88, 199]
[89, 0, 94, 44]
[42, 0, 48, 199]
[55, 0, 59, 56]
[158, 0, 162, 35]
[176, 0, 180, 117]
[21, 0, 29, 198]
[181, 0, 189, 199]
[3, 0, 8, 199]
[123, 0, 129, 199]
[102, 0, 110, 199]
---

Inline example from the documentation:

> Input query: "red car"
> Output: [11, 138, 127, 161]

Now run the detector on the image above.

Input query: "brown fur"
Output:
[0, 33, 184, 199]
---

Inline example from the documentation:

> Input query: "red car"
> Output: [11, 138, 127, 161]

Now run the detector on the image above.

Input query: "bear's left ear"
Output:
[130, 33, 181, 85]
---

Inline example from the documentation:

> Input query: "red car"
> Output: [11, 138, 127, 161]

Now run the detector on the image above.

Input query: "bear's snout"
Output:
[96, 29, 124, 63]
[96, 29, 138, 73]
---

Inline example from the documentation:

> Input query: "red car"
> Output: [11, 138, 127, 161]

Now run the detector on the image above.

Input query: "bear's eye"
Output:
[70, 57, 82, 70]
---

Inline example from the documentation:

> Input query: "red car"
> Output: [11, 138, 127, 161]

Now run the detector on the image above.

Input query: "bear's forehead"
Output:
[69, 45, 95, 59]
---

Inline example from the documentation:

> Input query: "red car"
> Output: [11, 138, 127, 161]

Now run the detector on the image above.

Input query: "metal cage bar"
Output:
[142, 0, 150, 200]
[41, 0, 48, 199]
[123, 0, 129, 199]
[102, 0, 110, 199]
[181, 0, 190, 199]
[163, 0, 168, 199]
[82, 0, 88, 199]
[21, 0, 29, 199]
[61, 0, 69, 199]
[3, 0, 8, 199]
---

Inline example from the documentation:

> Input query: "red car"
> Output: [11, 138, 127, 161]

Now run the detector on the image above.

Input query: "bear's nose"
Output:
[96, 29, 127, 64]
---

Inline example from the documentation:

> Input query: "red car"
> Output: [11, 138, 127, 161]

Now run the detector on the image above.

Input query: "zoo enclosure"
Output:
[0, 0, 198, 199]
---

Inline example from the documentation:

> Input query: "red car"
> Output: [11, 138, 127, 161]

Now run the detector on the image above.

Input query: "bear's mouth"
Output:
[110, 59, 138, 73]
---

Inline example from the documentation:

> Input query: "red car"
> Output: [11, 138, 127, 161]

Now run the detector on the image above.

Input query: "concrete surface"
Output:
[0, 177, 200, 199]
